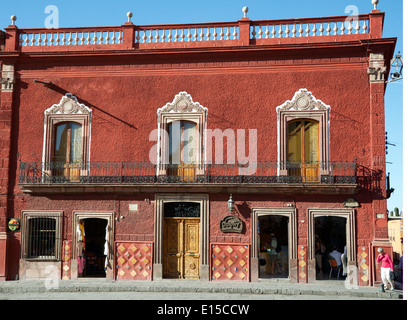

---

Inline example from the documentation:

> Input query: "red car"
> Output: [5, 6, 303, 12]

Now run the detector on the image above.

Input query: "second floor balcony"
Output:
[18, 160, 358, 195]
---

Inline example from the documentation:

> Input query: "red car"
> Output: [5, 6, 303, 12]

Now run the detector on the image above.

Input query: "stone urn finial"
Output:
[10, 15, 17, 26]
[372, 0, 379, 10]
[127, 11, 133, 23]
[242, 6, 249, 18]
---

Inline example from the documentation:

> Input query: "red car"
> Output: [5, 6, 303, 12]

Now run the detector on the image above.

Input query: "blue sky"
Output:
[0, 0, 403, 213]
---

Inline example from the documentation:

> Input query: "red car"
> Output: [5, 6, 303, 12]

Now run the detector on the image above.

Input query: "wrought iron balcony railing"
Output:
[18, 160, 357, 185]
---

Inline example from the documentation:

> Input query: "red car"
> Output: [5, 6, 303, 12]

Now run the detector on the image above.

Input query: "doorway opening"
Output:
[258, 215, 289, 279]
[163, 202, 201, 279]
[314, 216, 347, 280]
[82, 218, 108, 278]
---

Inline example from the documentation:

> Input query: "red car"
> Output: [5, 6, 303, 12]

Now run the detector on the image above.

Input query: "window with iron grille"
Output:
[22, 211, 63, 260]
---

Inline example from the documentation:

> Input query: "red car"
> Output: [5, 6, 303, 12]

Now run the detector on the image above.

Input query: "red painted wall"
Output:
[15, 59, 371, 166]
[1, 28, 394, 280]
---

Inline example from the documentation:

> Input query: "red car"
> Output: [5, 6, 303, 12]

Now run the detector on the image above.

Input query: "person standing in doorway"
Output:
[270, 233, 282, 275]
[315, 234, 326, 274]
[77, 219, 86, 248]
[329, 246, 342, 268]
[377, 247, 394, 291]
[76, 219, 86, 276]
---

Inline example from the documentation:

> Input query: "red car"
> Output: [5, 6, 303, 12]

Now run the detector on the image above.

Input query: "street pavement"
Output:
[0, 279, 402, 319]
[0, 278, 402, 300]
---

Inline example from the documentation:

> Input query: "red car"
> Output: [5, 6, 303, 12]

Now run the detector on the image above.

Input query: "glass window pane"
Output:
[70, 123, 82, 162]
[287, 121, 302, 162]
[304, 121, 319, 162]
[183, 122, 197, 164]
[54, 122, 83, 163]
[169, 121, 181, 164]
[54, 123, 68, 162]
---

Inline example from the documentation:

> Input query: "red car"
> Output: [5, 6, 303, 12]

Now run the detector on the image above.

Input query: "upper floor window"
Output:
[276, 89, 330, 179]
[287, 119, 319, 163]
[54, 122, 83, 163]
[43, 93, 92, 181]
[168, 120, 198, 164]
[157, 92, 207, 182]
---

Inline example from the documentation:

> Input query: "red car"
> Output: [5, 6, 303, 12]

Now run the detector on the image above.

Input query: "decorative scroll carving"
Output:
[368, 53, 387, 82]
[0, 77, 15, 91]
[158, 91, 207, 114]
[276, 88, 330, 112]
[164, 202, 201, 218]
[45, 93, 92, 115]
[1, 65, 15, 92]
[343, 198, 360, 208]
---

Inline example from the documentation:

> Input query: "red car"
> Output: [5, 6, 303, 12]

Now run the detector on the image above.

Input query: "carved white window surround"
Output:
[42, 93, 92, 175]
[276, 89, 330, 175]
[156, 92, 207, 175]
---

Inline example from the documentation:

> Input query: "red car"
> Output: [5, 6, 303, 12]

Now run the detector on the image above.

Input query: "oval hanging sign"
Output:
[220, 215, 243, 234]
[8, 218, 21, 232]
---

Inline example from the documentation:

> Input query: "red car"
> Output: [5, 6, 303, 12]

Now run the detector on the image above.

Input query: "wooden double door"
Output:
[163, 217, 200, 279]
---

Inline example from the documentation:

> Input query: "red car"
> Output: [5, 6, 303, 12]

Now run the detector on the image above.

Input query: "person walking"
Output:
[270, 233, 282, 275]
[376, 247, 394, 291]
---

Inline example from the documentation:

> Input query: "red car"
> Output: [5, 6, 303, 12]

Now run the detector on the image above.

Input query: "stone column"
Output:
[367, 51, 393, 286]
[368, 53, 389, 242]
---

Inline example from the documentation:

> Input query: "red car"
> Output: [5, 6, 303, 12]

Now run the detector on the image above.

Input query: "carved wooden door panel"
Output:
[163, 218, 183, 278]
[183, 218, 200, 279]
[163, 218, 200, 279]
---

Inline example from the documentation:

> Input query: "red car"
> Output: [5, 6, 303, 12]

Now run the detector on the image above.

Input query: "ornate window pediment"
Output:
[276, 89, 330, 112]
[45, 93, 92, 115]
[157, 91, 207, 115]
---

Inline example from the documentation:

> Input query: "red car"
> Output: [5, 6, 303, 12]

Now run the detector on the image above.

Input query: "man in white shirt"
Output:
[329, 246, 342, 267]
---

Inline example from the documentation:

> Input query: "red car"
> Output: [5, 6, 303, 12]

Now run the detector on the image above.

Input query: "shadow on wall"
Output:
[356, 165, 386, 199]
[32, 80, 139, 130]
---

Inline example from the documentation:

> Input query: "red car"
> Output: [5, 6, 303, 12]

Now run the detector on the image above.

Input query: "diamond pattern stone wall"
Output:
[298, 245, 307, 283]
[62, 240, 71, 280]
[210, 243, 249, 281]
[358, 246, 370, 286]
[115, 242, 153, 280]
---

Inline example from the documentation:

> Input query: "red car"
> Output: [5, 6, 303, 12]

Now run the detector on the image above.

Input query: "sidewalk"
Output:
[0, 278, 402, 300]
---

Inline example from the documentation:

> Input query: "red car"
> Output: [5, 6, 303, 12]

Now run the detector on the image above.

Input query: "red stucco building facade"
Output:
[0, 6, 396, 286]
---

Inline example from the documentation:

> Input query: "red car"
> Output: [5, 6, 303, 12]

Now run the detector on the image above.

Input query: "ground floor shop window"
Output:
[73, 211, 114, 279]
[314, 216, 347, 280]
[21, 211, 63, 260]
[77, 218, 108, 278]
[307, 208, 356, 283]
[258, 215, 289, 279]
